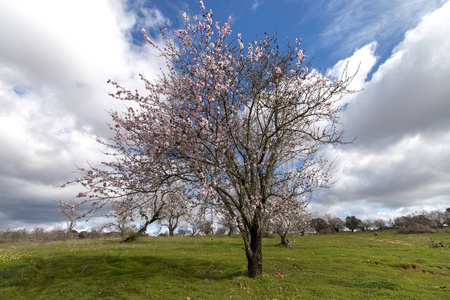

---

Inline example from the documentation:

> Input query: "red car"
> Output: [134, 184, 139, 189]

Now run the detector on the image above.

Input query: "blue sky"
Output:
[0, 0, 449, 230]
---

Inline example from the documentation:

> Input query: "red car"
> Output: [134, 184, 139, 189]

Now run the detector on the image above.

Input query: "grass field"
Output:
[0, 230, 449, 299]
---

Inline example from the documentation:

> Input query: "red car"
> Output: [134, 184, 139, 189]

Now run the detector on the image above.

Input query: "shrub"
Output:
[397, 224, 436, 234]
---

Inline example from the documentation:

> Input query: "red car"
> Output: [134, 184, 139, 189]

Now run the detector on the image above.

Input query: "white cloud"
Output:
[0, 0, 165, 229]
[326, 41, 378, 95]
[316, 1, 450, 219]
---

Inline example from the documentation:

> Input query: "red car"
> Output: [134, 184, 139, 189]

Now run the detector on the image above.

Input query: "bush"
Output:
[397, 224, 436, 234]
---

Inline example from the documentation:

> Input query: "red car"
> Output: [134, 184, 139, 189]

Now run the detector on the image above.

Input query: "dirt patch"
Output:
[397, 264, 450, 277]
[434, 266, 450, 270]
[357, 237, 413, 246]
[399, 264, 423, 272]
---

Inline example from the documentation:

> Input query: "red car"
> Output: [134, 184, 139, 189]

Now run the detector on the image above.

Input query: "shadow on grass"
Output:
[47, 252, 246, 282]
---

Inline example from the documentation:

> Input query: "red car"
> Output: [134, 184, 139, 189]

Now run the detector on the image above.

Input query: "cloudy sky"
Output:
[0, 0, 449, 230]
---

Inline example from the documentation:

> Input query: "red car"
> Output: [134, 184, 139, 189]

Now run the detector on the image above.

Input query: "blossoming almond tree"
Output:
[66, 1, 355, 277]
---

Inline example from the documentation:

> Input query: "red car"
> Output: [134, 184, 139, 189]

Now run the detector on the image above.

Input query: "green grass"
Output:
[1, 230, 449, 299]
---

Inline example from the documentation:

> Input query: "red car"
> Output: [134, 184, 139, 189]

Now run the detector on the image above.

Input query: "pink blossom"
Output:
[298, 50, 305, 61]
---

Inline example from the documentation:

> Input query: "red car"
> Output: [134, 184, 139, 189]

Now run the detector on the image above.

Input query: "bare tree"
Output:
[323, 214, 345, 234]
[373, 219, 387, 231]
[427, 210, 447, 228]
[159, 189, 189, 236]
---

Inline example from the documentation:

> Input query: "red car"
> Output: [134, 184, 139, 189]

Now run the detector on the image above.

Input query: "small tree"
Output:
[159, 189, 189, 236]
[186, 211, 204, 236]
[104, 200, 136, 241]
[199, 220, 215, 236]
[310, 217, 330, 233]
[176, 227, 190, 236]
[218, 214, 238, 236]
[359, 220, 374, 232]
[323, 214, 344, 234]
[57, 201, 79, 238]
[268, 200, 309, 246]
[427, 210, 447, 228]
[373, 219, 386, 231]
[345, 216, 362, 232]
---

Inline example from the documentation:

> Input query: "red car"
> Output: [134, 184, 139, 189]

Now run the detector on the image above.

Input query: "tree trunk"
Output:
[123, 224, 148, 243]
[169, 227, 175, 237]
[281, 235, 291, 248]
[244, 228, 263, 278]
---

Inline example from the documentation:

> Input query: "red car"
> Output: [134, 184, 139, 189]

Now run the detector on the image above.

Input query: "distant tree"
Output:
[323, 214, 345, 234]
[446, 208, 450, 226]
[345, 216, 362, 232]
[267, 200, 309, 246]
[121, 191, 169, 242]
[176, 227, 190, 236]
[359, 220, 374, 232]
[427, 210, 447, 228]
[57, 200, 79, 237]
[105, 199, 135, 241]
[394, 212, 433, 229]
[373, 219, 387, 231]
[187, 212, 204, 236]
[218, 214, 238, 236]
[199, 220, 215, 236]
[159, 188, 189, 236]
[215, 226, 228, 235]
[310, 217, 330, 233]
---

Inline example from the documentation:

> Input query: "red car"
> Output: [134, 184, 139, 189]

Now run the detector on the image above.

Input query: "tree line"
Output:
[1, 207, 447, 245]
[309, 208, 450, 234]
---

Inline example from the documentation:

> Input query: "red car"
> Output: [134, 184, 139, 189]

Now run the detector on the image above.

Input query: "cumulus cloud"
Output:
[316, 1, 450, 220]
[0, 0, 164, 229]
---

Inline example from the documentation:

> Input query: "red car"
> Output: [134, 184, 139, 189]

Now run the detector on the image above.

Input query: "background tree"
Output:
[394, 212, 433, 229]
[373, 219, 387, 231]
[66, 1, 354, 277]
[323, 214, 345, 234]
[345, 216, 362, 232]
[310, 217, 330, 233]
[105, 200, 134, 241]
[268, 201, 309, 247]
[218, 214, 238, 236]
[359, 219, 374, 232]
[57, 201, 79, 238]
[159, 188, 189, 236]
[199, 220, 215, 236]
[427, 210, 447, 228]
[120, 191, 169, 242]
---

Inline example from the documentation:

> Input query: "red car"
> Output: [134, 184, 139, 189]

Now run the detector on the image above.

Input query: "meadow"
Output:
[0, 230, 449, 299]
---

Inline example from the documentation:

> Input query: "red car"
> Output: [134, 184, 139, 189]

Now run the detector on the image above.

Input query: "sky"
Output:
[0, 0, 449, 231]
